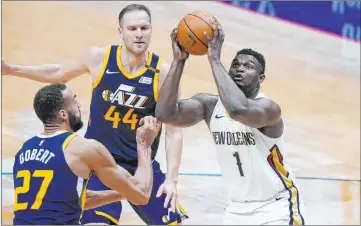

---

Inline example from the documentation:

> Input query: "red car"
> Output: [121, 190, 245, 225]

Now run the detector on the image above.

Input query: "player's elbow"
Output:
[228, 106, 248, 119]
[128, 193, 150, 205]
[155, 106, 176, 123]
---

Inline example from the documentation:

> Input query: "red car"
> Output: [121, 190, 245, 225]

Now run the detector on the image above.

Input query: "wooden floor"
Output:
[1, 1, 360, 225]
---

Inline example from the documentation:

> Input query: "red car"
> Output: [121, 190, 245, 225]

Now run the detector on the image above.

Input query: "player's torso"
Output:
[85, 45, 163, 164]
[209, 97, 297, 202]
[13, 131, 83, 225]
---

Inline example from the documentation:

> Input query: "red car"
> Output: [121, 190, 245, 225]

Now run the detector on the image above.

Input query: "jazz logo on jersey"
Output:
[102, 84, 148, 109]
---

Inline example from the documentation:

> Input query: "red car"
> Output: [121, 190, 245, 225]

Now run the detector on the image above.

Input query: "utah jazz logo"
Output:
[102, 84, 148, 130]
[102, 84, 148, 109]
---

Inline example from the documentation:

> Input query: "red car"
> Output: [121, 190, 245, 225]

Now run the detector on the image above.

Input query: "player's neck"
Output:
[42, 124, 70, 135]
[247, 86, 260, 99]
[121, 47, 148, 74]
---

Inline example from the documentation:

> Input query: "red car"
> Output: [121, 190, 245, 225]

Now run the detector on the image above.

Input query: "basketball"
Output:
[177, 11, 220, 56]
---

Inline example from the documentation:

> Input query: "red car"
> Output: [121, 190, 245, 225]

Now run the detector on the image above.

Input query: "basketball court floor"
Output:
[1, 1, 360, 225]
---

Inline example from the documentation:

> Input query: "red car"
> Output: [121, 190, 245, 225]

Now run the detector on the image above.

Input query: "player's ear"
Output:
[118, 26, 122, 35]
[259, 74, 265, 84]
[58, 109, 68, 121]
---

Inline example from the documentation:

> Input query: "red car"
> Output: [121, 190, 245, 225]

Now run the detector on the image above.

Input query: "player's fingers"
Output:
[164, 193, 171, 209]
[139, 117, 145, 126]
[213, 24, 219, 38]
[203, 31, 211, 42]
[156, 185, 164, 198]
[176, 202, 181, 214]
[171, 196, 176, 213]
[219, 25, 225, 41]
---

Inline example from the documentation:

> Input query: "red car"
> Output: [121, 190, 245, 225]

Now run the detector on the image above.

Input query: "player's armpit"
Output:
[229, 97, 282, 129]
[84, 190, 125, 210]
[83, 140, 152, 205]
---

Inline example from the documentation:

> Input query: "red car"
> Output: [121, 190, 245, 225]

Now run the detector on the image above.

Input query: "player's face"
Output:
[119, 10, 152, 56]
[228, 54, 265, 96]
[62, 89, 83, 132]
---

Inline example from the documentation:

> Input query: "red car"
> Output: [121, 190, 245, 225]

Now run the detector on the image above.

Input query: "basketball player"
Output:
[155, 27, 306, 225]
[2, 4, 187, 225]
[13, 83, 159, 225]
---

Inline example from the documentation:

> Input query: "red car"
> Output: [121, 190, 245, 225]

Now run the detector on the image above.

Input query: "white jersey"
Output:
[209, 95, 302, 208]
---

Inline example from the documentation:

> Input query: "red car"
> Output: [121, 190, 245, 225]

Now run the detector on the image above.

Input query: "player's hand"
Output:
[2, 58, 12, 75]
[170, 28, 189, 61]
[156, 182, 180, 213]
[204, 25, 224, 62]
[136, 116, 160, 148]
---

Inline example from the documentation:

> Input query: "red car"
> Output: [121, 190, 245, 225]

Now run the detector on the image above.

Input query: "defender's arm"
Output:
[2, 46, 102, 83]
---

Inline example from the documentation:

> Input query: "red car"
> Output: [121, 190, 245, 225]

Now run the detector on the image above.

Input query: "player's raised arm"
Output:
[83, 116, 159, 205]
[1, 46, 102, 83]
[155, 29, 216, 127]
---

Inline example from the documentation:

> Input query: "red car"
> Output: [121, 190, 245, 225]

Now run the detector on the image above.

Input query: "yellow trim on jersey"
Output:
[153, 57, 163, 102]
[94, 211, 119, 224]
[270, 146, 304, 225]
[168, 220, 178, 225]
[79, 173, 92, 221]
[116, 45, 152, 79]
[62, 133, 77, 151]
[92, 45, 111, 89]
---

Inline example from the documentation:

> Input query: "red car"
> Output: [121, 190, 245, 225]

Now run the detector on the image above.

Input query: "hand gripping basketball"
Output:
[204, 25, 225, 61]
[170, 28, 189, 61]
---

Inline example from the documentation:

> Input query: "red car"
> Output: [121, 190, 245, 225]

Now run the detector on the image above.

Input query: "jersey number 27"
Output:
[14, 170, 53, 211]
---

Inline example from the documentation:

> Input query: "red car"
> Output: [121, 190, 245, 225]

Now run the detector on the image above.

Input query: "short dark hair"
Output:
[236, 48, 266, 74]
[33, 83, 67, 124]
[118, 4, 151, 26]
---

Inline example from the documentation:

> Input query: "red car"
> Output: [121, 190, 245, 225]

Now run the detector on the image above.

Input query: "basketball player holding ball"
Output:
[155, 12, 306, 225]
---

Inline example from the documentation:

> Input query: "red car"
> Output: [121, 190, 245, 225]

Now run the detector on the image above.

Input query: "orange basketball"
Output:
[177, 11, 220, 56]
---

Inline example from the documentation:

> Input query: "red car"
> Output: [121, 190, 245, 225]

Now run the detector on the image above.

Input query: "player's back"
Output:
[85, 45, 162, 171]
[13, 131, 84, 225]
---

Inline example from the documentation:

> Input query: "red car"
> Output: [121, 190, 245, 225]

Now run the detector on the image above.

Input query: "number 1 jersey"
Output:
[85, 45, 163, 165]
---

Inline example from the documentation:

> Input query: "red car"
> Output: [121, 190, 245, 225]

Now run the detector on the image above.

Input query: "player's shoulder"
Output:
[81, 45, 111, 64]
[255, 93, 281, 110]
[192, 93, 219, 105]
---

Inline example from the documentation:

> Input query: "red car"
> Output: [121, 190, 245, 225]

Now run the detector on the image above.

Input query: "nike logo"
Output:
[215, 115, 225, 119]
[275, 197, 282, 201]
[106, 69, 119, 74]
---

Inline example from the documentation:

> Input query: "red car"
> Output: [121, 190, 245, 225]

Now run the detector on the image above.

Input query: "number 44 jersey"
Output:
[85, 45, 162, 165]
[209, 96, 304, 217]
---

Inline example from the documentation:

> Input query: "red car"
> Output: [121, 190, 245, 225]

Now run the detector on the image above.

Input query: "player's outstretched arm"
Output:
[204, 26, 281, 128]
[1, 47, 101, 83]
[83, 116, 159, 205]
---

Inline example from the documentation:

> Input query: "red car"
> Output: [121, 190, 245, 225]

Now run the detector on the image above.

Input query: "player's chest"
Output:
[96, 75, 156, 109]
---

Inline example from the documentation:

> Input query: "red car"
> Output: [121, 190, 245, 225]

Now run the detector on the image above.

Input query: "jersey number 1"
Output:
[105, 106, 138, 130]
[14, 170, 54, 211]
[232, 152, 245, 177]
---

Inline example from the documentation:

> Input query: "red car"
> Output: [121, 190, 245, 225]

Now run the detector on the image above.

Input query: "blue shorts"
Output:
[80, 160, 188, 225]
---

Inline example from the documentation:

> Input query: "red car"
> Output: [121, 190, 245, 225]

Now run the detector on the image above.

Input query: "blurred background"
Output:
[1, 1, 360, 225]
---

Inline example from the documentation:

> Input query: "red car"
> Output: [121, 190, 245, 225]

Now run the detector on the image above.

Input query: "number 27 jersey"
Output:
[85, 45, 163, 163]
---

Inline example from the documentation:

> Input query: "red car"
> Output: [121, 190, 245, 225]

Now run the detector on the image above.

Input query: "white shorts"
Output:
[223, 190, 306, 225]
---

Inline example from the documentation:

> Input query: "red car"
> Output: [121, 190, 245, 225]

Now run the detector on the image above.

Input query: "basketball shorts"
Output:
[222, 190, 305, 225]
[81, 160, 188, 225]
